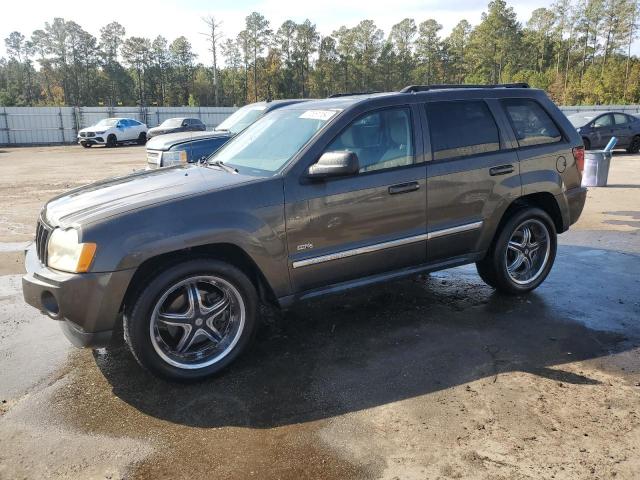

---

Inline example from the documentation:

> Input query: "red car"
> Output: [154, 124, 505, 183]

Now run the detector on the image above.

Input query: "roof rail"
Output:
[400, 83, 530, 93]
[328, 91, 380, 98]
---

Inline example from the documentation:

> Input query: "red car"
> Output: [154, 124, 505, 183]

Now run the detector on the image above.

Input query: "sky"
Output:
[2, 0, 639, 63]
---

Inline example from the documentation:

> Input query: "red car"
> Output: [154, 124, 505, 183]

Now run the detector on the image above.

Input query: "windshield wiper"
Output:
[207, 159, 238, 173]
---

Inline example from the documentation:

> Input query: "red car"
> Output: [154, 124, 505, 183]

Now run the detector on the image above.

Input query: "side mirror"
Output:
[182, 121, 188, 127]
[307, 151, 359, 179]
[116, 122, 123, 128]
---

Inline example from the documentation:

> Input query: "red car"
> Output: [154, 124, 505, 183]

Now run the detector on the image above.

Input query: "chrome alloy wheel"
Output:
[149, 275, 245, 369]
[505, 219, 551, 286]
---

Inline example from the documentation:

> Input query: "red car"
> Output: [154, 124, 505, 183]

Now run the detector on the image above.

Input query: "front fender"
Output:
[83, 179, 290, 297]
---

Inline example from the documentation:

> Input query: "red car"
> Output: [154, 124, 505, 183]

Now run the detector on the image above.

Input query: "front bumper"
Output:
[22, 244, 135, 348]
[78, 136, 106, 145]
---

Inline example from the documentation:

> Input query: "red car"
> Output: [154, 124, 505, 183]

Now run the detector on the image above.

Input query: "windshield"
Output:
[209, 108, 338, 175]
[160, 118, 184, 128]
[96, 118, 119, 127]
[215, 105, 266, 134]
[567, 114, 594, 127]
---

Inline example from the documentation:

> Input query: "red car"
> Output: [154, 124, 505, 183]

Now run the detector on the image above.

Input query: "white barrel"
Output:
[581, 150, 611, 187]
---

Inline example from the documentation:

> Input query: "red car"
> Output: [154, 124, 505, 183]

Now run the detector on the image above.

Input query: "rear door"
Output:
[590, 114, 615, 148]
[285, 105, 427, 293]
[423, 99, 521, 262]
[612, 113, 633, 147]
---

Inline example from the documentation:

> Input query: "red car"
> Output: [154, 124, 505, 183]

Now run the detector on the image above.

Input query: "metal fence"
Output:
[2, 104, 640, 146]
[0, 106, 238, 146]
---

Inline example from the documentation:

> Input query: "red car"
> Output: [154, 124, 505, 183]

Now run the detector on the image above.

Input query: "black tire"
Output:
[81, 142, 91, 148]
[626, 135, 640, 154]
[137, 132, 147, 145]
[582, 137, 591, 151]
[476, 207, 557, 295]
[106, 134, 117, 148]
[124, 258, 258, 381]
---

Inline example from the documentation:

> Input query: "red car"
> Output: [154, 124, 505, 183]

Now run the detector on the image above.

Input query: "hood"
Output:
[146, 130, 231, 151]
[147, 126, 180, 136]
[44, 164, 258, 228]
[79, 125, 105, 133]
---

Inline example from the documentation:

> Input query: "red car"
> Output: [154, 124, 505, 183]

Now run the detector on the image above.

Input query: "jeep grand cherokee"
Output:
[23, 84, 587, 381]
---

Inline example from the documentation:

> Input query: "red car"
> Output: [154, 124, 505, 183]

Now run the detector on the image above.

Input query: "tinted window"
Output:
[325, 107, 415, 173]
[503, 99, 562, 147]
[593, 114, 613, 128]
[614, 113, 630, 125]
[426, 101, 500, 161]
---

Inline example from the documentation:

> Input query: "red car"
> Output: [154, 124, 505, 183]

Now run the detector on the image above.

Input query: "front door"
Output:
[285, 105, 427, 293]
[424, 99, 521, 262]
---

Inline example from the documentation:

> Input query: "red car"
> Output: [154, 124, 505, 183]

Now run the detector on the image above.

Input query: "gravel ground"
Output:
[0, 145, 639, 480]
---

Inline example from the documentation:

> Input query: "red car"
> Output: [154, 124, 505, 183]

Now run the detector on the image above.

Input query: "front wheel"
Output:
[124, 259, 258, 381]
[106, 134, 117, 148]
[81, 142, 91, 148]
[476, 207, 557, 295]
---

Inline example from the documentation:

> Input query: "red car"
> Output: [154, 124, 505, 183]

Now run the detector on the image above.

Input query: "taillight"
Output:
[572, 146, 585, 173]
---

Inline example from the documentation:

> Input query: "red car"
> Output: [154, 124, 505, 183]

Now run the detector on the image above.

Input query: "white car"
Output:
[78, 118, 148, 148]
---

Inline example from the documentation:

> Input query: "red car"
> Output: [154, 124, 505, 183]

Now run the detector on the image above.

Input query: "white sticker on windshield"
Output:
[253, 106, 267, 111]
[299, 110, 337, 121]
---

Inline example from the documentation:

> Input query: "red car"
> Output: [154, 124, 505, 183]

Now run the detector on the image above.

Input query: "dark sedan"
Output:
[147, 117, 206, 139]
[145, 99, 310, 168]
[567, 111, 640, 152]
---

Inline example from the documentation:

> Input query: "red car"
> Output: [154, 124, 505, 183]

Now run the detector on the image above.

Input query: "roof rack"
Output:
[328, 91, 380, 98]
[400, 83, 530, 93]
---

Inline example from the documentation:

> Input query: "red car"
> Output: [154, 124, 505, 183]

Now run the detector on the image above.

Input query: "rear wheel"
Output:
[137, 132, 147, 145]
[626, 135, 640, 153]
[106, 134, 117, 148]
[124, 259, 258, 381]
[476, 207, 557, 295]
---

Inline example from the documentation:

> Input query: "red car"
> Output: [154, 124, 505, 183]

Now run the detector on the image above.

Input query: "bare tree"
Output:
[202, 16, 223, 106]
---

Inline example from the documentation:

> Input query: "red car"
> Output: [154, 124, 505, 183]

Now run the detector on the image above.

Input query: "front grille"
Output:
[79, 132, 87, 137]
[35, 218, 52, 265]
[86, 131, 95, 137]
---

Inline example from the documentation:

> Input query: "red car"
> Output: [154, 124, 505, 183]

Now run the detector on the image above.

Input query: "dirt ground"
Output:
[0, 145, 639, 480]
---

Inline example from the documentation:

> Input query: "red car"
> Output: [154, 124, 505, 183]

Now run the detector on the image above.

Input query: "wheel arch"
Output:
[121, 242, 279, 317]
[484, 192, 564, 255]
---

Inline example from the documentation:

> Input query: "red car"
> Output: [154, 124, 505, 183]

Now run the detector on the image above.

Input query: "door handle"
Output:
[388, 181, 420, 195]
[489, 164, 514, 176]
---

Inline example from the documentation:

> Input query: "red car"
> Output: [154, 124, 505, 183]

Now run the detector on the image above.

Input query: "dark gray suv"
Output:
[22, 84, 587, 381]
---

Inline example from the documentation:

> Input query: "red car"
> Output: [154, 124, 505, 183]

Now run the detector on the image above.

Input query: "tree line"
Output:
[2, 0, 640, 107]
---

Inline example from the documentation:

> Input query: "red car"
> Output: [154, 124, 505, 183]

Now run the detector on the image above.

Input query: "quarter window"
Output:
[426, 100, 500, 161]
[502, 99, 562, 147]
[325, 107, 415, 173]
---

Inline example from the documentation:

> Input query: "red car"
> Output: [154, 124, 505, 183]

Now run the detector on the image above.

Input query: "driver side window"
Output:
[325, 107, 415, 173]
[593, 114, 613, 128]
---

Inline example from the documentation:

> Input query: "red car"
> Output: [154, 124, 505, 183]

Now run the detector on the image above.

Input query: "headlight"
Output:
[95, 130, 106, 135]
[161, 150, 188, 167]
[47, 228, 97, 273]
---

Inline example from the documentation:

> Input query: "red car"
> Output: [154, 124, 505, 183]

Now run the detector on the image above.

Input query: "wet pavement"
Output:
[0, 146, 639, 479]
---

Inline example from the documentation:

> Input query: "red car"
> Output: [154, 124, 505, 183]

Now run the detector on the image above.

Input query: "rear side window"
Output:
[614, 113, 630, 125]
[503, 99, 562, 147]
[426, 101, 500, 161]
